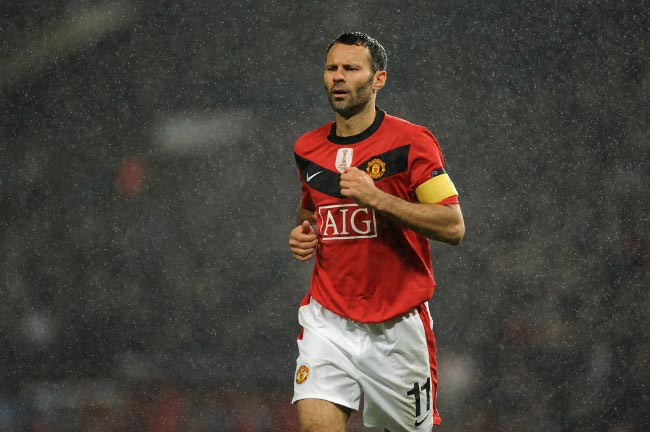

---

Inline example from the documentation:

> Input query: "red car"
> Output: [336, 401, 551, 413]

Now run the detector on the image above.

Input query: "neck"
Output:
[334, 102, 377, 137]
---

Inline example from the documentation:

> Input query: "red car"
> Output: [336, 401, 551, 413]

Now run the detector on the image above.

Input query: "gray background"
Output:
[1, 0, 648, 430]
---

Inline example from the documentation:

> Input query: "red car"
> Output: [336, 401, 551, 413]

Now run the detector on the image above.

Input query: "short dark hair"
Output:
[326, 32, 387, 73]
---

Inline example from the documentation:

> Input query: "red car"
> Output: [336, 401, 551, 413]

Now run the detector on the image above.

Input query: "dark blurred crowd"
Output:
[1, 1, 648, 431]
[0, 383, 295, 431]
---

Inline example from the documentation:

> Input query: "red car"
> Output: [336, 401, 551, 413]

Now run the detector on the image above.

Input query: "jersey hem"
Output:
[310, 288, 434, 324]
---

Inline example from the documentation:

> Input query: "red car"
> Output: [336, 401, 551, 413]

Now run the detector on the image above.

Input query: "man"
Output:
[288, 32, 464, 432]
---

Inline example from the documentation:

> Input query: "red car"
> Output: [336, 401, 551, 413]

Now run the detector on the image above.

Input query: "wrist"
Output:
[372, 189, 392, 212]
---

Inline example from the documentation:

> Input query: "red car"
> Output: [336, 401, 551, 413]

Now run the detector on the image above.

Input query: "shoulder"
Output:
[295, 122, 333, 151]
[383, 112, 440, 148]
[383, 113, 435, 139]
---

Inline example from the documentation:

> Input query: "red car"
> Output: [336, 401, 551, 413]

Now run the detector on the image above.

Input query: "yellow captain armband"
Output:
[415, 172, 458, 204]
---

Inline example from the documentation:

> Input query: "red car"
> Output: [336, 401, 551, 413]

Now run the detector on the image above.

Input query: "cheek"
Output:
[359, 80, 374, 96]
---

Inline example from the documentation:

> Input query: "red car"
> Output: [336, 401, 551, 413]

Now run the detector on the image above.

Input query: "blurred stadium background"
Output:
[1, 1, 648, 431]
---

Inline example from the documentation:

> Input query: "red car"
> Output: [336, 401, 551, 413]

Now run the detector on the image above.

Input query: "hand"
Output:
[340, 166, 382, 208]
[289, 220, 318, 261]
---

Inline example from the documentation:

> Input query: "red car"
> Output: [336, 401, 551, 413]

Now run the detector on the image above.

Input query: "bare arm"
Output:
[340, 167, 465, 245]
[375, 198, 464, 245]
[295, 207, 316, 226]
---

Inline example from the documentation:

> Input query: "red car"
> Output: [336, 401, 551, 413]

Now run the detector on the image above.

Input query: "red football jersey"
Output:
[294, 109, 458, 322]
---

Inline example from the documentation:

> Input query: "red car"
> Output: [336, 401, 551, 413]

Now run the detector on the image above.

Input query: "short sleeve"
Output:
[410, 128, 459, 204]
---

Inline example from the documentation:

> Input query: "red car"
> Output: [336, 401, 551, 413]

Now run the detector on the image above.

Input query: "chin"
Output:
[329, 101, 351, 117]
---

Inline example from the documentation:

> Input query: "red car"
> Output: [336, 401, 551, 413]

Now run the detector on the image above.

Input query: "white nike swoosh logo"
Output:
[306, 171, 323, 182]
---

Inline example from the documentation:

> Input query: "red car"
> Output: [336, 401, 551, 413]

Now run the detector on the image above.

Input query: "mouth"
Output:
[331, 88, 349, 98]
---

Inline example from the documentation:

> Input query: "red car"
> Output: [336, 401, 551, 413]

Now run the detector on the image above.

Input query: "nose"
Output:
[333, 67, 345, 82]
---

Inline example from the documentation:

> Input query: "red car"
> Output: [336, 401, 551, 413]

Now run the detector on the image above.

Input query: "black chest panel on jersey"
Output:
[295, 144, 411, 198]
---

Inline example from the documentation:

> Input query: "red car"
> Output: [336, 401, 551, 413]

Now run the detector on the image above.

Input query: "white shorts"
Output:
[292, 297, 441, 431]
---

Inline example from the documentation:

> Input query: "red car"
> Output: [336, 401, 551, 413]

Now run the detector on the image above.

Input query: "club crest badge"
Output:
[335, 148, 353, 173]
[366, 158, 386, 179]
[295, 364, 310, 384]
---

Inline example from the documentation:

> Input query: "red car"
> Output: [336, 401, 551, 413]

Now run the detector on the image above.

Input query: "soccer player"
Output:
[288, 32, 465, 432]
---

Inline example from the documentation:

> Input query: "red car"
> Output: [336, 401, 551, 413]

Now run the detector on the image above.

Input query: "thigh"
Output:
[361, 304, 441, 431]
[292, 299, 363, 410]
[297, 398, 351, 432]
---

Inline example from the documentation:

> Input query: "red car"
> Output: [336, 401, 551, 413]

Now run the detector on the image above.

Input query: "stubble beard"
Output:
[327, 76, 374, 119]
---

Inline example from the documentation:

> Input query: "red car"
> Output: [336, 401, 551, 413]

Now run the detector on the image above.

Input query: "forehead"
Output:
[326, 43, 372, 66]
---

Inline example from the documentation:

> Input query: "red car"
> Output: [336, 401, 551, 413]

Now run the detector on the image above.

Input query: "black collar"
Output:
[327, 108, 385, 145]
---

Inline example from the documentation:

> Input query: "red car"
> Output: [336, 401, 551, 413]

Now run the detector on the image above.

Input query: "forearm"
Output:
[374, 191, 465, 245]
[296, 207, 316, 225]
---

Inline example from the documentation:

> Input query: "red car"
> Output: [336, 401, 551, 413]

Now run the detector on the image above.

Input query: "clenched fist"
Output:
[289, 220, 318, 261]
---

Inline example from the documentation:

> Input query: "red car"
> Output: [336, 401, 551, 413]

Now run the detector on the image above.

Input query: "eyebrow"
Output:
[325, 61, 364, 68]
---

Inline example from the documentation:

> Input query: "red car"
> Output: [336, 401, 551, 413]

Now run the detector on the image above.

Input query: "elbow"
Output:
[447, 234, 464, 246]
[420, 205, 465, 245]
[439, 204, 465, 246]
[427, 223, 464, 245]
[446, 221, 465, 246]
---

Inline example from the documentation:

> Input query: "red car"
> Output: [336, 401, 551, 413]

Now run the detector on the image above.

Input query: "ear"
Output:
[373, 70, 387, 92]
